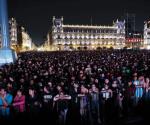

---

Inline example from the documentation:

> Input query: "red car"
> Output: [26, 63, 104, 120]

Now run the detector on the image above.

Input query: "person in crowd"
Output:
[69, 83, 80, 125]
[42, 85, 53, 120]
[124, 81, 135, 115]
[26, 88, 41, 119]
[133, 76, 144, 106]
[13, 89, 25, 113]
[53, 91, 71, 125]
[101, 84, 113, 124]
[101, 84, 113, 101]
[89, 84, 101, 125]
[143, 78, 150, 101]
[0, 87, 13, 117]
[0, 49, 150, 124]
[78, 84, 89, 125]
[143, 78, 150, 120]
[111, 80, 124, 118]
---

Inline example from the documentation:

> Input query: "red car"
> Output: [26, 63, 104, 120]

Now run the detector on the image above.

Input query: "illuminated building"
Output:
[126, 32, 143, 49]
[144, 21, 150, 49]
[9, 18, 18, 47]
[19, 26, 37, 51]
[0, 18, 18, 49]
[44, 33, 54, 51]
[21, 27, 32, 51]
[47, 17, 125, 51]
[0, 18, 35, 51]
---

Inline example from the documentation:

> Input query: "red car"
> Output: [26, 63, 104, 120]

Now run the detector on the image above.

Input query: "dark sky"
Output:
[8, 0, 150, 45]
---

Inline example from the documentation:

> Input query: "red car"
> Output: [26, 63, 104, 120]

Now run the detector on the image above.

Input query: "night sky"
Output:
[8, 0, 150, 45]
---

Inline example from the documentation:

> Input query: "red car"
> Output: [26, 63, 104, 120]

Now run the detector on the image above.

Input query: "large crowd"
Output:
[0, 50, 150, 125]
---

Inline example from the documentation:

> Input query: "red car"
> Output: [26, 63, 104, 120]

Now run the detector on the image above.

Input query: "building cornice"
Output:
[62, 25, 117, 29]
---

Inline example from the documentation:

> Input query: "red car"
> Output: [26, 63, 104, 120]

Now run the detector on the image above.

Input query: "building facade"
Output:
[126, 31, 143, 49]
[0, 18, 18, 48]
[21, 27, 33, 51]
[0, 18, 36, 51]
[9, 18, 18, 46]
[49, 17, 125, 51]
[144, 21, 150, 49]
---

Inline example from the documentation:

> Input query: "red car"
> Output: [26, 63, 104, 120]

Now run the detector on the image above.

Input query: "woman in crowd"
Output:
[13, 89, 25, 113]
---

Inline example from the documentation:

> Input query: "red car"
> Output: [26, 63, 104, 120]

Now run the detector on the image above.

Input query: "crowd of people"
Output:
[0, 49, 150, 125]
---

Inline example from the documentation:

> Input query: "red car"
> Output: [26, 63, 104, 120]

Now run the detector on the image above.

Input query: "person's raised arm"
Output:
[53, 95, 59, 101]
[63, 95, 71, 100]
